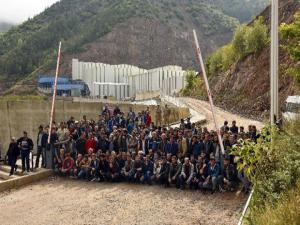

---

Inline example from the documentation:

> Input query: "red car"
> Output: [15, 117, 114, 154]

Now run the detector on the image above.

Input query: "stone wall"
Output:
[0, 100, 189, 157]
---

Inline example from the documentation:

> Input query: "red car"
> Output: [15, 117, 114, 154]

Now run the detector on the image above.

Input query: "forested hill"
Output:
[0, 0, 268, 94]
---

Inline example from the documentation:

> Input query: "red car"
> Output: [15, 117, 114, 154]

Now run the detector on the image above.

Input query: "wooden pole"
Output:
[48, 42, 62, 144]
[192, 30, 225, 155]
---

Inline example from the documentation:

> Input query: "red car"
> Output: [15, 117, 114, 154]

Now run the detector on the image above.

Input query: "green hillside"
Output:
[0, 0, 268, 94]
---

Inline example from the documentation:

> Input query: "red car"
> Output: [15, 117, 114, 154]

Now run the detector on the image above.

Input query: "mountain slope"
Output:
[0, 0, 268, 94]
[206, 0, 300, 119]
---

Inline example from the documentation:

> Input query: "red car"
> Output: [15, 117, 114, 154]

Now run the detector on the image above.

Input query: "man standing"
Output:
[163, 105, 171, 127]
[6, 137, 20, 176]
[35, 125, 47, 168]
[17, 131, 34, 173]
[230, 121, 239, 134]
[155, 105, 162, 127]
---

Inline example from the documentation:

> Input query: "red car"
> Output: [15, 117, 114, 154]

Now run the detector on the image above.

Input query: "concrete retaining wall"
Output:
[0, 100, 189, 157]
[0, 169, 53, 193]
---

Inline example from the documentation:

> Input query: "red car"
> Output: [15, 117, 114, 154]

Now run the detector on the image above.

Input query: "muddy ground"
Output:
[0, 177, 246, 225]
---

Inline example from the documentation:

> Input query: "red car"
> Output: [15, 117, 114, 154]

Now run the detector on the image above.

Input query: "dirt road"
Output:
[0, 177, 246, 225]
[181, 97, 264, 130]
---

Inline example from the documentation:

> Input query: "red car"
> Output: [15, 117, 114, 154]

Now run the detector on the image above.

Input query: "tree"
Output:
[280, 13, 300, 84]
[232, 25, 247, 58]
[246, 17, 268, 54]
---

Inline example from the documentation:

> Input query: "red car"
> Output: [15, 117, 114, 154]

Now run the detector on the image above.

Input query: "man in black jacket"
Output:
[76, 133, 86, 156]
[17, 131, 34, 173]
[158, 156, 171, 187]
[35, 125, 47, 168]
[220, 157, 237, 191]
[7, 137, 20, 176]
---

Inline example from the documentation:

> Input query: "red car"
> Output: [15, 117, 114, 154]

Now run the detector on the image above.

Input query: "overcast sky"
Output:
[0, 0, 59, 24]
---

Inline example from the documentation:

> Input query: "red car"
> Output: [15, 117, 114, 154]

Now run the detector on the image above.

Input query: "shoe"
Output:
[9, 173, 13, 176]
[91, 178, 96, 182]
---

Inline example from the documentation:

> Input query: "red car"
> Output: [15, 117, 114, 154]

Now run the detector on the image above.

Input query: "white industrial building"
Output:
[72, 59, 187, 100]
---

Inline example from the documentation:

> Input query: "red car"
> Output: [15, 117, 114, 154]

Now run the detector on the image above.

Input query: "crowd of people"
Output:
[6, 104, 259, 194]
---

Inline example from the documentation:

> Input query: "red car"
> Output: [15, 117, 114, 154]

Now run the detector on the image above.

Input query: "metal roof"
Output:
[38, 77, 70, 84]
[55, 84, 85, 91]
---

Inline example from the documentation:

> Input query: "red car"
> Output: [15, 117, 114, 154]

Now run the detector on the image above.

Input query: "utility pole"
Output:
[270, 0, 279, 125]
[238, 2, 279, 224]
[48, 42, 62, 144]
[192, 30, 225, 155]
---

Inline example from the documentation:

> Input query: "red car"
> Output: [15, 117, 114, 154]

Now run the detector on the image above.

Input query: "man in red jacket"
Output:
[146, 112, 152, 127]
[85, 133, 96, 154]
[61, 153, 75, 176]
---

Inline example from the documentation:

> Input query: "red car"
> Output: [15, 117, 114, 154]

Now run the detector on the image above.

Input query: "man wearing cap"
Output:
[17, 131, 34, 173]
[6, 137, 20, 176]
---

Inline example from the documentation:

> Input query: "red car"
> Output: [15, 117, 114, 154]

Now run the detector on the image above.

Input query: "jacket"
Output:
[7, 142, 20, 159]
[165, 142, 178, 156]
[181, 163, 194, 184]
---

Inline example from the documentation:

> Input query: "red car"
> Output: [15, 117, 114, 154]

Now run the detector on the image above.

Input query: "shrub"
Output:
[280, 13, 300, 84]
[181, 70, 206, 97]
[246, 17, 268, 54]
[206, 17, 268, 77]
[231, 118, 300, 225]
[206, 43, 236, 76]
[232, 24, 248, 58]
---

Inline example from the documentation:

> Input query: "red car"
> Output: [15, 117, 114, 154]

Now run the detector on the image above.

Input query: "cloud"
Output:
[0, 0, 59, 24]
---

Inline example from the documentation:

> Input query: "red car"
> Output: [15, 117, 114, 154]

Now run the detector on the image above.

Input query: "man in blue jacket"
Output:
[203, 156, 221, 193]
[189, 136, 202, 158]
[165, 135, 178, 156]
